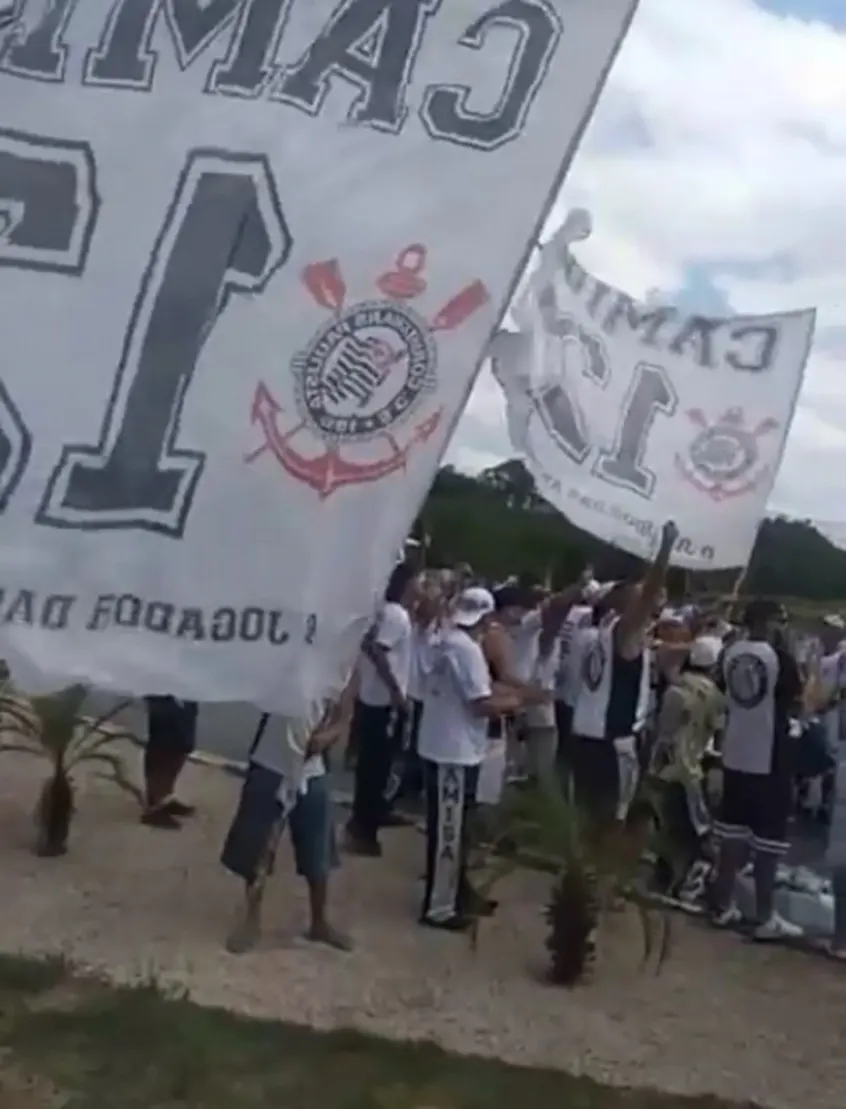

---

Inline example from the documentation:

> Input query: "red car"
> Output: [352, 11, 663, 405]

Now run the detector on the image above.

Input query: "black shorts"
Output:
[715, 768, 791, 854]
[570, 735, 619, 823]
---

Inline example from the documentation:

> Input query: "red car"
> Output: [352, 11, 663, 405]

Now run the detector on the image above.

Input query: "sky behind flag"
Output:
[449, 0, 846, 531]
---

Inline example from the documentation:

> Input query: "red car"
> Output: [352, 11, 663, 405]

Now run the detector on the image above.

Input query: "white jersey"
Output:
[554, 605, 592, 706]
[572, 618, 650, 741]
[418, 625, 491, 767]
[721, 639, 795, 775]
[358, 602, 412, 707]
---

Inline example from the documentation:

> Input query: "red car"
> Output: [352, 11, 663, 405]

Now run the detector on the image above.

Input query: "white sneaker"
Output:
[752, 913, 803, 942]
[711, 903, 742, 928]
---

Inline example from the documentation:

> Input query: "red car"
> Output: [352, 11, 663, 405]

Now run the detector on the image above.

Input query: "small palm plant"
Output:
[0, 682, 141, 856]
[533, 785, 602, 986]
[469, 782, 671, 986]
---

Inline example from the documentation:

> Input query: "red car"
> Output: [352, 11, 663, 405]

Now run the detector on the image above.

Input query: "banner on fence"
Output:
[492, 212, 816, 570]
[0, 0, 637, 710]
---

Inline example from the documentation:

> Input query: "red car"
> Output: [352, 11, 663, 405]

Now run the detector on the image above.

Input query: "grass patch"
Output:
[0, 951, 69, 997]
[0, 952, 758, 1109]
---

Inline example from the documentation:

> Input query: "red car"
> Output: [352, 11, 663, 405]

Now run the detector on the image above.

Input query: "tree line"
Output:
[414, 460, 846, 603]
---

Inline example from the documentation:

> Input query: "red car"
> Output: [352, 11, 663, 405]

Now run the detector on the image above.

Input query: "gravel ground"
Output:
[0, 746, 845, 1109]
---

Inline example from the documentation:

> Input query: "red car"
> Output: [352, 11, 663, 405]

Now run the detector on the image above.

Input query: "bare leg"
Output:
[305, 877, 352, 951]
[143, 744, 170, 810]
[146, 748, 190, 806]
[225, 816, 285, 955]
[225, 878, 264, 955]
[142, 747, 188, 828]
[525, 726, 558, 789]
[143, 700, 196, 826]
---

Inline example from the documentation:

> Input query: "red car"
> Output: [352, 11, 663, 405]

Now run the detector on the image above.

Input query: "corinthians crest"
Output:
[246, 244, 489, 497]
[674, 406, 780, 503]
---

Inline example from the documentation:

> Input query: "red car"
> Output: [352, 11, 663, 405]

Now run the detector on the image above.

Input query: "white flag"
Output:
[0, 1, 637, 711]
[493, 213, 815, 571]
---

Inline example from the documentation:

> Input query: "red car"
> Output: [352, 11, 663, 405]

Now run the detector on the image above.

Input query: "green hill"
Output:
[415, 460, 846, 603]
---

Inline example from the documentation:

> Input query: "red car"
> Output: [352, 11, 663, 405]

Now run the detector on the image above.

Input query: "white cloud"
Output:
[449, 0, 846, 525]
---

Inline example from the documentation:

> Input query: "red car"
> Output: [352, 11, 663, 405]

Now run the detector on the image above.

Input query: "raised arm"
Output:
[538, 567, 593, 658]
[616, 521, 678, 659]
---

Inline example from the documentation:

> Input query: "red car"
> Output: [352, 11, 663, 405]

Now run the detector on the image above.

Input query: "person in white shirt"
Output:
[493, 575, 592, 788]
[418, 587, 521, 932]
[526, 580, 596, 786]
[346, 562, 415, 857]
[553, 601, 594, 786]
[222, 676, 356, 955]
[492, 584, 546, 784]
[571, 522, 677, 835]
[388, 581, 441, 808]
[711, 599, 803, 941]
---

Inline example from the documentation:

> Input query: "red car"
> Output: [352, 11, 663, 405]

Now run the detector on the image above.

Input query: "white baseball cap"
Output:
[659, 606, 685, 624]
[689, 635, 722, 670]
[452, 587, 496, 628]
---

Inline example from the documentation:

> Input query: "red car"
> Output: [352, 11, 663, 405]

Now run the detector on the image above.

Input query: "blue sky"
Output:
[760, 0, 846, 26]
[451, 0, 846, 533]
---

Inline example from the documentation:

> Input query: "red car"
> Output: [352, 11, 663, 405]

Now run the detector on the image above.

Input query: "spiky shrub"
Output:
[546, 863, 600, 985]
[0, 683, 140, 856]
[468, 784, 601, 981]
[586, 788, 674, 979]
[525, 784, 603, 986]
[471, 783, 672, 985]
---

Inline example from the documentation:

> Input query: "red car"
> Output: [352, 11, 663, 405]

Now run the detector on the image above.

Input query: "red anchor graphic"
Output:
[245, 244, 489, 498]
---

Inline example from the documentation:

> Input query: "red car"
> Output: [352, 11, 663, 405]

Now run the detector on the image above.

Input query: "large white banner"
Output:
[492, 214, 816, 570]
[0, 1, 637, 711]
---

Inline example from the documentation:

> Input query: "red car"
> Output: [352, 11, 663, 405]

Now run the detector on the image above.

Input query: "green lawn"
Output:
[0, 953, 757, 1109]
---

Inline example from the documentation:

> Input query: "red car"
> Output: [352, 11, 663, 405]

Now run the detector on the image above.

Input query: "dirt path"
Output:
[0, 747, 843, 1109]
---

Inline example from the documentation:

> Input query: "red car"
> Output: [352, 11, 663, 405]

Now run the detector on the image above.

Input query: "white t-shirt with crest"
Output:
[418, 626, 492, 766]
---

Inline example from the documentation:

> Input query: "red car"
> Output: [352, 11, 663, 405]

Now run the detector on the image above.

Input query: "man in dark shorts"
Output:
[222, 685, 356, 955]
[711, 599, 803, 940]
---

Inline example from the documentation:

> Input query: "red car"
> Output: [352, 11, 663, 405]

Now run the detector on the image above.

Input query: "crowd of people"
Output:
[138, 523, 846, 960]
